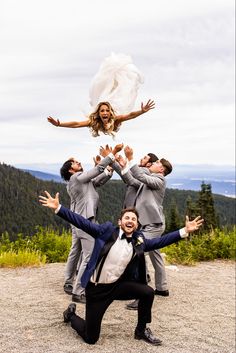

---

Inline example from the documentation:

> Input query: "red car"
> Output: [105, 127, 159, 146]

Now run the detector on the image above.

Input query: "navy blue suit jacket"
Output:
[57, 205, 183, 288]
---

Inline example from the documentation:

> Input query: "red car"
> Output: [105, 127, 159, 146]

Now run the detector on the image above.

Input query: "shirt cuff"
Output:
[108, 152, 115, 161]
[55, 204, 62, 214]
[179, 227, 189, 238]
[128, 159, 137, 168]
[121, 165, 130, 175]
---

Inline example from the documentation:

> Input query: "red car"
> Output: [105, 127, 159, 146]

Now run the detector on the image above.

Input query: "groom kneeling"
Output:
[39, 190, 203, 346]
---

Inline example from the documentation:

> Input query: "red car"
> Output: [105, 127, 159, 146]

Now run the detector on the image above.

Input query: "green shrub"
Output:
[163, 227, 236, 265]
[0, 249, 46, 267]
[1, 226, 235, 267]
[30, 227, 71, 262]
[0, 227, 72, 264]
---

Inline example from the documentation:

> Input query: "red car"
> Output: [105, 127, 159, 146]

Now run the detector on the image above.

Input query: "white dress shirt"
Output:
[90, 229, 133, 284]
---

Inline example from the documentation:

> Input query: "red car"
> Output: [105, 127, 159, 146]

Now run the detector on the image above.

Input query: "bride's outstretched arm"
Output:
[115, 99, 155, 123]
[47, 116, 90, 128]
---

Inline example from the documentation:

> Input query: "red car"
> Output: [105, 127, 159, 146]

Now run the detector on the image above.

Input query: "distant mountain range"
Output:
[166, 165, 235, 197]
[17, 163, 235, 198]
[22, 169, 62, 183]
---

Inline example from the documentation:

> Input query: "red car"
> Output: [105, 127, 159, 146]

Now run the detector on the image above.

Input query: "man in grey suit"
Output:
[118, 146, 172, 309]
[111, 152, 158, 207]
[120, 153, 159, 209]
[61, 144, 123, 303]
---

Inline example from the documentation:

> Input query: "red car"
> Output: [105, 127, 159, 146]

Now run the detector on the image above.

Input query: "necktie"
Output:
[121, 233, 132, 243]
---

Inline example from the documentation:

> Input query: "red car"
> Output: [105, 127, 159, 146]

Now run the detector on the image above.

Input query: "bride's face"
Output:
[99, 104, 112, 129]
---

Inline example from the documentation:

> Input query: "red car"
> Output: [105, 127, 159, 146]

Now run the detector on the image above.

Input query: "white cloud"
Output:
[0, 0, 235, 166]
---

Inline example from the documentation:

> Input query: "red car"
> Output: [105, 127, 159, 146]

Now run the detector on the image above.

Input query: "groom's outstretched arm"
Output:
[39, 190, 103, 238]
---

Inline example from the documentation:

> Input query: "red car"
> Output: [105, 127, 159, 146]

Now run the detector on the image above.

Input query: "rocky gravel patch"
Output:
[0, 260, 235, 353]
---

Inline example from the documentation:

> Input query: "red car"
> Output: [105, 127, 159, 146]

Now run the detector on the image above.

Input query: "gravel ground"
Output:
[0, 260, 235, 353]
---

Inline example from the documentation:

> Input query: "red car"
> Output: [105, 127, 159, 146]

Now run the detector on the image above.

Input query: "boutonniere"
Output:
[136, 236, 144, 246]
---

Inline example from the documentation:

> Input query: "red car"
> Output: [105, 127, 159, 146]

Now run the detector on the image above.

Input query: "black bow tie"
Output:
[121, 233, 132, 243]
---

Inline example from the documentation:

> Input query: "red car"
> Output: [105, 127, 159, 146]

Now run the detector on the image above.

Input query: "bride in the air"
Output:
[47, 53, 155, 137]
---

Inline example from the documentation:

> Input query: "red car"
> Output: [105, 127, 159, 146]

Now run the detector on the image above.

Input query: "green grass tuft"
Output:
[0, 249, 46, 267]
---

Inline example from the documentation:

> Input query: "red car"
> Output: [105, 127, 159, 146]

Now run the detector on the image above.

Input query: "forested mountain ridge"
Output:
[0, 163, 70, 238]
[0, 163, 235, 238]
[97, 181, 236, 228]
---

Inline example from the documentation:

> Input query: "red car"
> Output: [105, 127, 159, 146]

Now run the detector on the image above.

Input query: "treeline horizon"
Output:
[0, 162, 235, 240]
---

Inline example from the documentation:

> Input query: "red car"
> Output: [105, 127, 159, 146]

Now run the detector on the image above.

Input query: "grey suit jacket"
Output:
[112, 161, 141, 208]
[122, 164, 166, 226]
[113, 161, 154, 210]
[67, 155, 113, 219]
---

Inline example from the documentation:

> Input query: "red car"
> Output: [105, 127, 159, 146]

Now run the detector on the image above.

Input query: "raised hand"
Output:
[99, 144, 112, 157]
[141, 99, 155, 113]
[93, 155, 101, 166]
[112, 143, 124, 156]
[185, 216, 204, 233]
[47, 116, 60, 126]
[99, 143, 123, 158]
[124, 145, 133, 161]
[39, 191, 60, 210]
[116, 154, 127, 169]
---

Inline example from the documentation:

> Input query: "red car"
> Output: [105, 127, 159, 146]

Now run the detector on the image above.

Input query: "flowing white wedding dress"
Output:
[89, 52, 144, 114]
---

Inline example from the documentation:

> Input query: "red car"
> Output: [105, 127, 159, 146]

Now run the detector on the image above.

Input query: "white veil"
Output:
[89, 52, 144, 115]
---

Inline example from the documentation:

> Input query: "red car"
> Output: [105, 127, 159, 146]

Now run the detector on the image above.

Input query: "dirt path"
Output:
[0, 260, 235, 353]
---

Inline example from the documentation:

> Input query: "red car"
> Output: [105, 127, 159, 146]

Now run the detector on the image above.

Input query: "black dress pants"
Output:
[70, 280, 154, 344]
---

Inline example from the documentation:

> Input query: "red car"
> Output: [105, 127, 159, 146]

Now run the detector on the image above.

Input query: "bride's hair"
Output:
[88, 102, 121, 137]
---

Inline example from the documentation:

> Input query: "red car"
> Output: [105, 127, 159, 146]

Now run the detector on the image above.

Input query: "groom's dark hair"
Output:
[119, 207, 139, 220]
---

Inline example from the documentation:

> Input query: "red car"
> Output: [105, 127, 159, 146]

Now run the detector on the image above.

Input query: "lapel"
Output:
[134, 183, 144, 205]
[97, 227, 119, 264]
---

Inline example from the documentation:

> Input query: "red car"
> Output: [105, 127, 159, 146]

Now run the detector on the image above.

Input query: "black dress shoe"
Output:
[126, 299, 139, 310]
[72, 294, 86, 304]
[63, 303, 76, 323]
[154, 289, 169, 297]
[135, 327, 162, 346]
[63, 284, 73, 295]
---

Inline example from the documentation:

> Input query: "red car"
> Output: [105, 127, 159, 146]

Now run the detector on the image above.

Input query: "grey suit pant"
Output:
[72, 228, 94, 296]
[142, 224, 168, 291]
[64, 226, 82, 287]
[65, 225, 95, 296]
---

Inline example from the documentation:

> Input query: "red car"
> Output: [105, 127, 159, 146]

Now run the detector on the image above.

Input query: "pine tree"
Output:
[197, 182, 218, 232]
[167, 198, 181, 232]
[185, 196, 198, 220]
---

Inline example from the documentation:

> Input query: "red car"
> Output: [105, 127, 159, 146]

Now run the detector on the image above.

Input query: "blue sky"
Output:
[0, 0, 235, 167]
